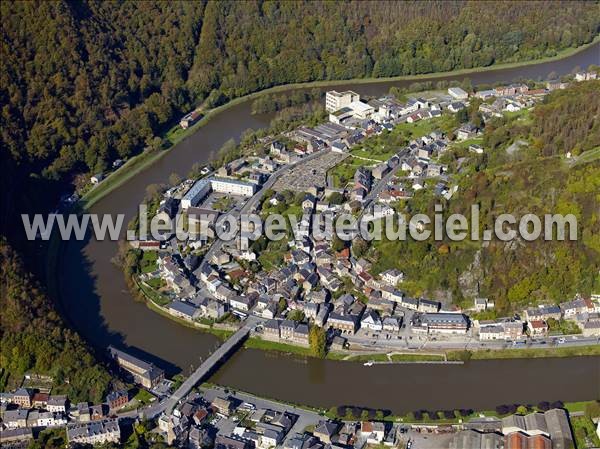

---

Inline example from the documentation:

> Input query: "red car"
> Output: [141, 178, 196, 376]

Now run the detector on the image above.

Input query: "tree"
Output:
[328, 192, 345, 205]
[277, 297, 287, 315]
[168, 172, 182, 186]
[352, 237, 369, 258]
[332, 235, 346, 252]
[309, 325, 327, 358]
[287, 310, 305, 322]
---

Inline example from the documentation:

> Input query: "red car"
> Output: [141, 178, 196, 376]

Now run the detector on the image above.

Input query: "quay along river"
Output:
[57, 43, 600, 414]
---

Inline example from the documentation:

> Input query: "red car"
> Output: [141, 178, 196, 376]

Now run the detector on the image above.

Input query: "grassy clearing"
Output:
[448, 344, 600, 361]
[244, 337, 313, 357]
[345, 353, 446, 363]
[140, 250, 158, 273]
[133, 389, 156, 405]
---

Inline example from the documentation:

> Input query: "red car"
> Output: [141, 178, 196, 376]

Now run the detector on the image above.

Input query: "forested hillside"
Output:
[0, 241, 111, 402]
[1, 1, 599, 194]
[372, 81, 600, 312]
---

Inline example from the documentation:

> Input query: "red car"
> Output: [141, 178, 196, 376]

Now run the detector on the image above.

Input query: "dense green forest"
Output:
[0, 241, 112, 402]
[1, 1, 599, 189]
[371, 81, 600, 312]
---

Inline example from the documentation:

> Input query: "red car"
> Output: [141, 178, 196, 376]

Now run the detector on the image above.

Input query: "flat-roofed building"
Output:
[181, 178, 211, 209]
[210, 177, 256, 197]
[448, 87, 469, 100]
[326, 90, 360, 112]
[421, 313, 469, 334]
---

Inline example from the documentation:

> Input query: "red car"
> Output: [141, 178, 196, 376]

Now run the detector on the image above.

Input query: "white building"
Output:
[210, 177, 256, 197]
[181, 178, 211, 209]
[347, 101, 375, 119]
[326, 90, 360, 113]
[575, 71, 598, 82]
[448, 87, 469, 100]
[380, 269, 404, 286]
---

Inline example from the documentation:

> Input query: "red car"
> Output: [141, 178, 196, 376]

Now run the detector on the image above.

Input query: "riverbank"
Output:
[78, 37, 599, 210]
[202, 380, 599, 427]
[447, 344, 600, 360]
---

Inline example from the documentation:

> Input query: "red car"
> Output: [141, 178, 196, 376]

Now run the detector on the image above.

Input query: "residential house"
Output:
[525, 305, 561, 322]
[263, 319, 280, 340]
[77, 402, 91, 422]
[328, 312, 358, 334]
[12, 388, 31, 408]
[361, 421, 386, 444]
[292, 323, 310, 346]
[106, 390, 129, 410]
[66, 418, 121, 446]
[3, 409, 29, 428]
[230, 295, 256, 312]
[418, 299, 440, 313]
[448, 101, 466, 113]
[381, 287, 404, 304]
[528, 320, 548, 336]
[31, 392, 49, 409]
[361, 310, 383, 331]
[379, 269, 404, 286]
[212, 397, 234, 417]
[314, 420, 340, 444]
[474, 297, 494, 311]
[382, 316, 400, 333]
[0, 428, 33, 445]
[560, 297, 589, 318]
[400, 296, 419, 310]
[168, 301, 200, 321]
[280, 320, 296, 340]
[47, 395, 68, 413]
[456, 123, 478, 141]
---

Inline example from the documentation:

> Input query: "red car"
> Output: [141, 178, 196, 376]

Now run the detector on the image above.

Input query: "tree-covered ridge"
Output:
[1, 1, 599, 183]
[372, 81, 600, 313]
[0, 241, 112, 403]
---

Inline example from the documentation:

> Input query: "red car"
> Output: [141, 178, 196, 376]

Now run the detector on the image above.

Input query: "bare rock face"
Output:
[459, 249, 483, 299]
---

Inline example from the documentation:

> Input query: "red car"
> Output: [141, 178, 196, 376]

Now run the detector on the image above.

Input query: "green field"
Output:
[448, 344, 600, 361]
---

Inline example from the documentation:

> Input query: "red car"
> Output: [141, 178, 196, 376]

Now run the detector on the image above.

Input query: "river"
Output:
[58, 43, 600, 413]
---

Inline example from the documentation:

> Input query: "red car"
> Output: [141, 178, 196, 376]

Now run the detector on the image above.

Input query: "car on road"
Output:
[557, 337, 566, 344]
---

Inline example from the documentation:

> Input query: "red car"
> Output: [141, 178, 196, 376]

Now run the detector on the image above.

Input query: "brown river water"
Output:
[58, 44, 600, 413]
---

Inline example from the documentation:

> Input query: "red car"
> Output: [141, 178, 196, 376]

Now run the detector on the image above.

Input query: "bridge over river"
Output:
[144, 316, 261, 418]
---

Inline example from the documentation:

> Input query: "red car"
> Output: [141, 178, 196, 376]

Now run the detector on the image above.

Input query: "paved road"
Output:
[195, 149, 329, 277]
[362, 148, 410, 209]
[346, 330, 599, 352]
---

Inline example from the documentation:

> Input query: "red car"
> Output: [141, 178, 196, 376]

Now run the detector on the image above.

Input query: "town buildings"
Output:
[66, 418, 121, 445]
